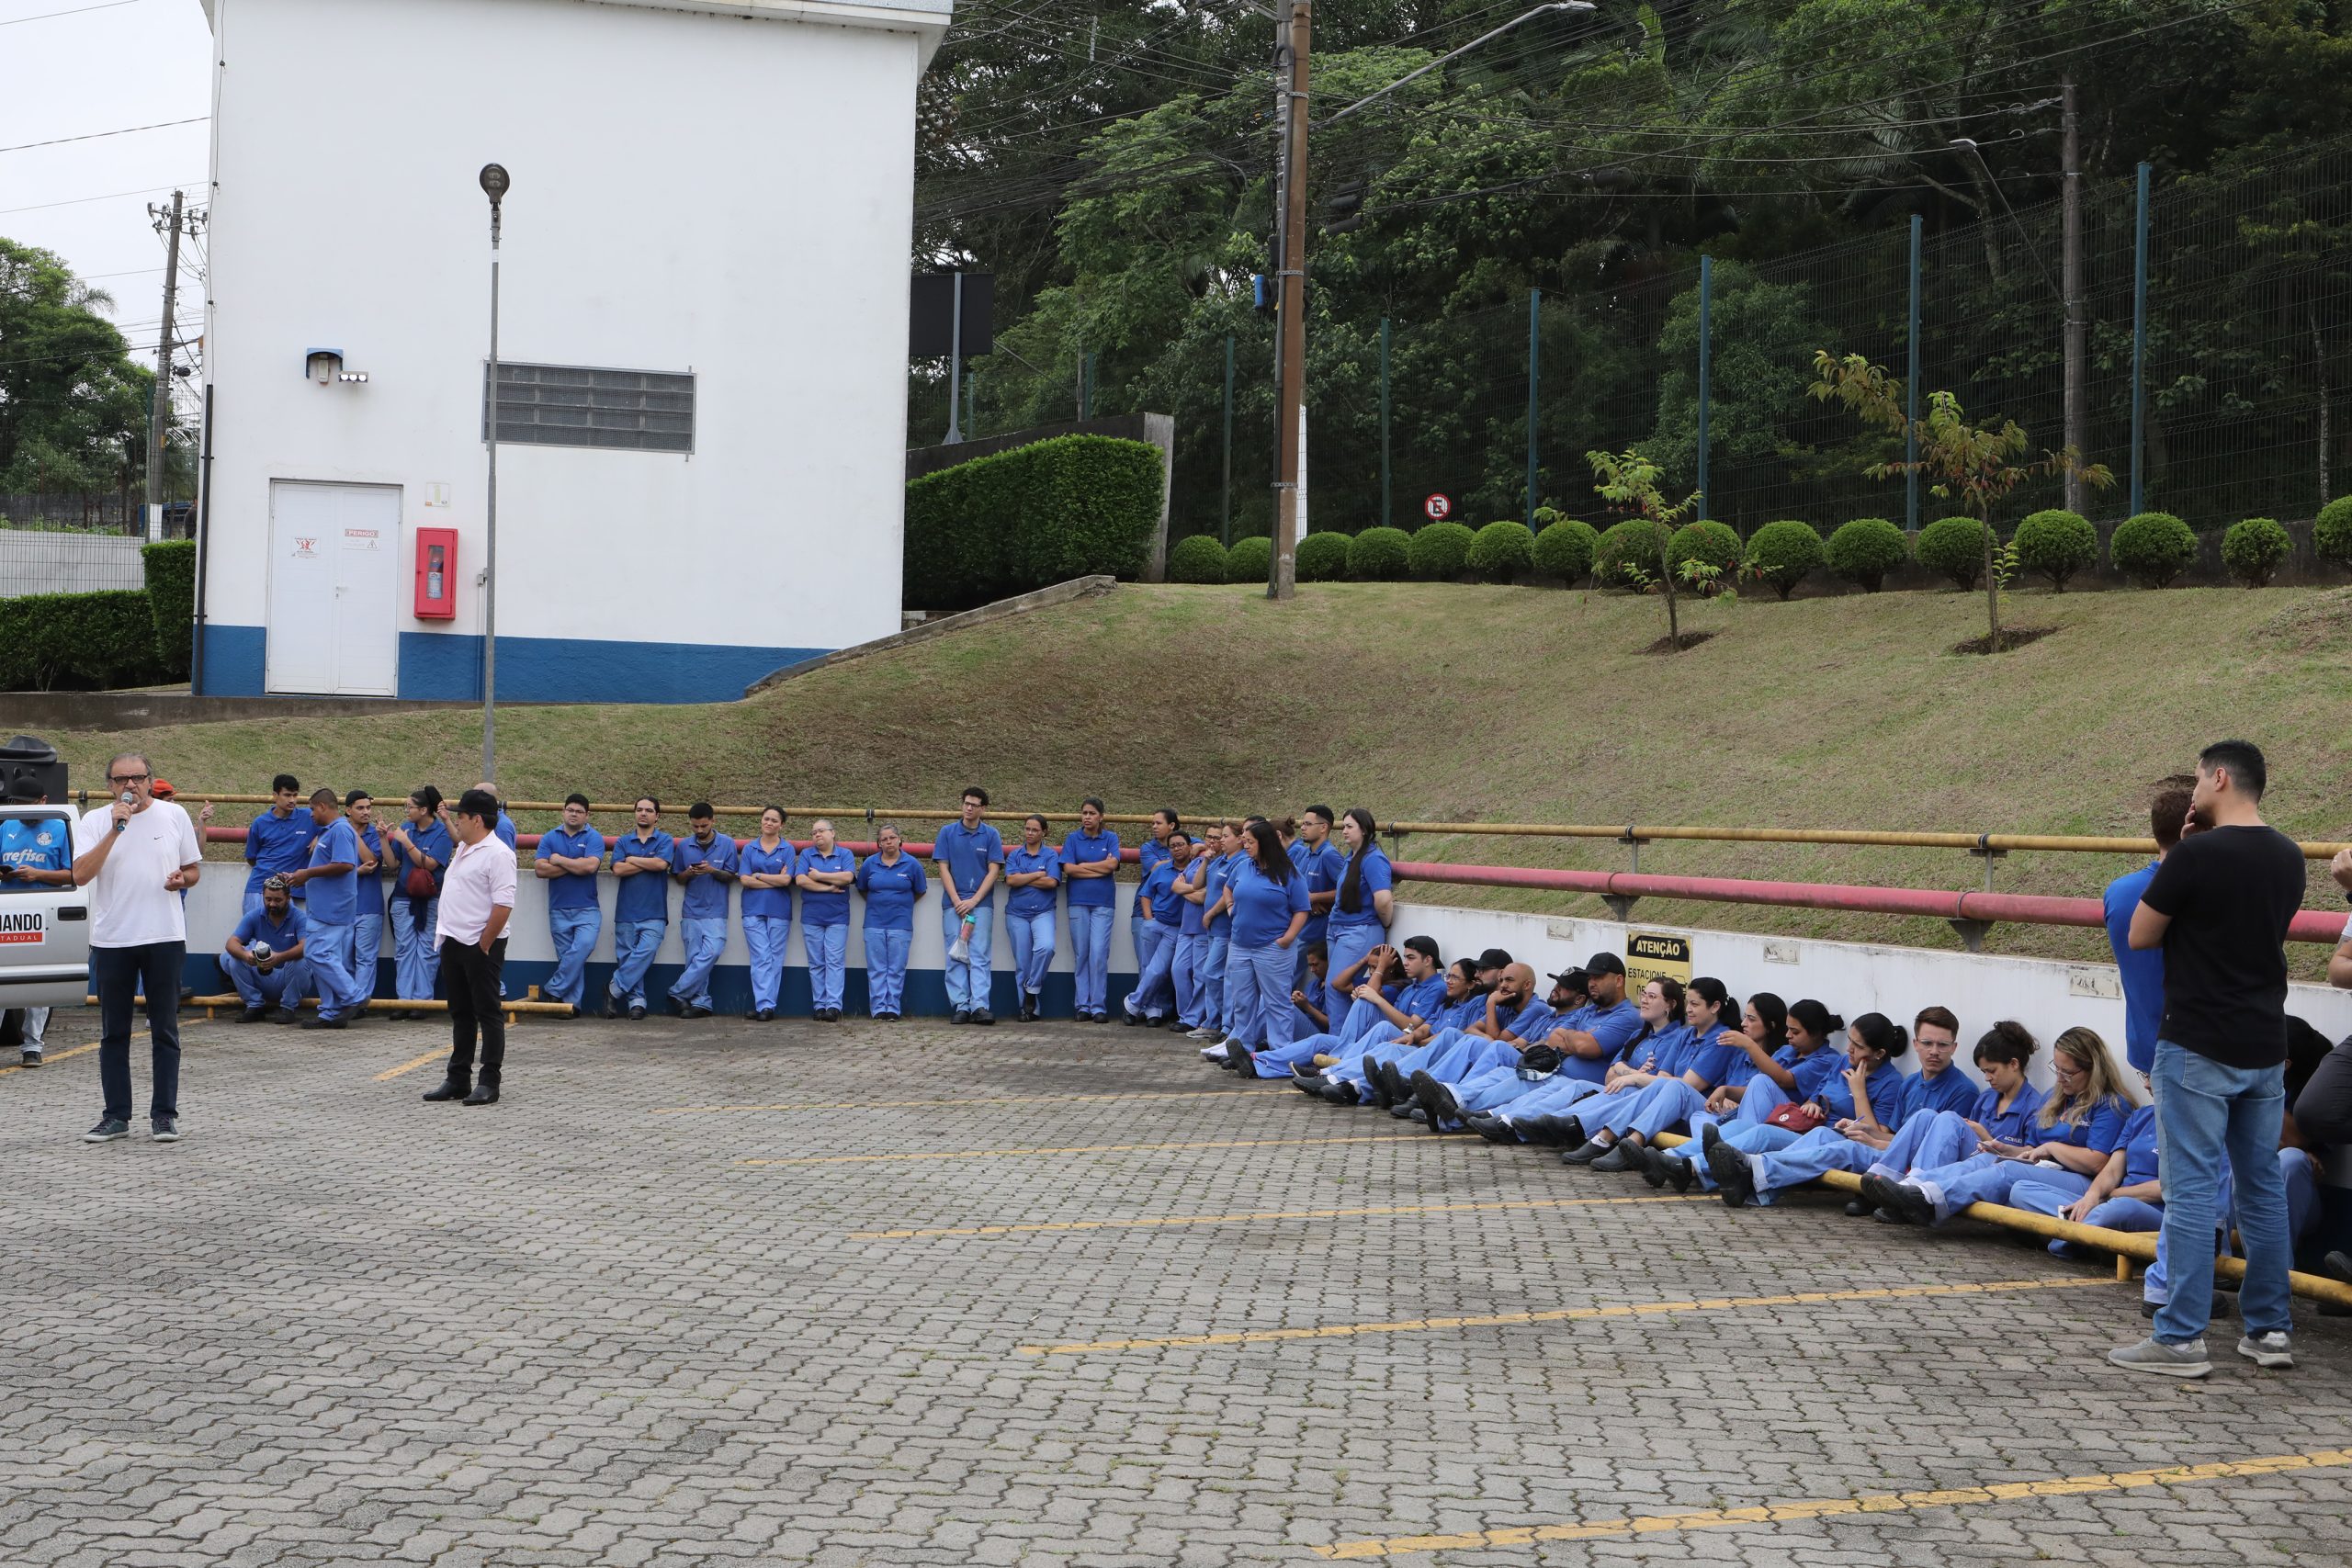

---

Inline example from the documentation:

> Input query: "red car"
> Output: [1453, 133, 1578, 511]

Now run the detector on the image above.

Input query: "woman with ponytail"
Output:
[1640, 997, 1850, 1187]
[1510, 976, 1746, 1158]
[1320, 808, 1394, 1037]
[1851, 1021, 2046, 1215]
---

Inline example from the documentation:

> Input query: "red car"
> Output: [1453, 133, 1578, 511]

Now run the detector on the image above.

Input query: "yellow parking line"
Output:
[1015, 1276, 2118, 1358]
[658, 1089, 1257, 1114]
[374, 1047, 451, 1083]
[742, 1133, 1436, 1168]
[1313, 1447, 2352, 1559]
[0, 1034, 129, 1077]
[850, 1193, 1708, 1240]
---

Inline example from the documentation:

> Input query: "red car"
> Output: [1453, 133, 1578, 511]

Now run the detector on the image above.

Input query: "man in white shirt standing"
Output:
[72, 752, 203, 1143]
[426, 788, 516, 1106]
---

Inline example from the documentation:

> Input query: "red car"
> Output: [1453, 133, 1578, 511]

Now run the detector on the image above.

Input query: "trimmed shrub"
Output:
[1166, 534, 1228, 583]
[2222, 516, 2290, 588]
[2011, 508, 2097, 592]
[1668, 520, 1743, 579]
[141, 538, 196, 677]
[1466, 520, 1536, 581]
[1296, 530, 1352, 582]
[1593, 519, 1662, 588]
[1825, 517, 1909, 591]
[1225, 535, 1272, 583]
[1916, 515, 1990, 591]
[1743, 519, 1825, 600]
[2109, 511, 2199, 588]
[0, 590, 168, 692]
[2315, 495, 2352, 570]
[1347, 525, 1411, 581]
[1406, 521, 1476, 580]
[1531, 518, 1600, 583]
[903, 434, 1163, 611]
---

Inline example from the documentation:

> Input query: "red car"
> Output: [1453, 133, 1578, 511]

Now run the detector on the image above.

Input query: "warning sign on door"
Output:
[343, 528, 379, 550]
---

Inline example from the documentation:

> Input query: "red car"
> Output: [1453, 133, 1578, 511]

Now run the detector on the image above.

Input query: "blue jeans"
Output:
[304, 920, 363, 1020]
[865, 926, 910, 1015]
[608, 918, 665, 1008]
[742, 914, 790, 1011]
[2152, 1039, 2293, 1344]
[942, 901, 995, 1013]
[226, 953, 306, 1010]
[390, 895, 439, 1000]
[1066, 903, 1114, 1013]
[673, 916, 727, 1009]
[803, 921, 847, 1012]
[545, 906, 601, 1007]
[1227, 941, 1299, 1051]
[351, 910, 382, 1003]
[1125, 923, 1179, 1020]
[1007, 908, 1057, 1002]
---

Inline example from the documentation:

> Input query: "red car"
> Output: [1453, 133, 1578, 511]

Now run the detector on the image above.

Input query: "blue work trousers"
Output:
[1066, 904, 1113, 1014]
[608, 918, 665, 1009]
[545, 906, 601, 1008]
[865, 927, 910, 1015]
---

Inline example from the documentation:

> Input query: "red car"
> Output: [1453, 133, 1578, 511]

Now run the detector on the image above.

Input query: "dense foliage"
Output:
[2109, 511, 2199, 587]
[1466, 520, 1535, 581]
[1743, 520, 1825, 599]
[903, 434, 1163, 609]
[1825, 517, 1909, 591]
[0, 590, 168, 692]
[1532, 517, 1599, 582]
[141, 539, 196, 676]
[1225, 534, 1273, 582]
[2222, 516, 2290, 587]
[1296, 529, 1353, 581]
[1167, 534, 1229, 582]
[2011, 509, 2098, 592]
[1915, 515, 1991, 590]
[1346, 525, 1413, 580]
[1406, 521, 1475, 579]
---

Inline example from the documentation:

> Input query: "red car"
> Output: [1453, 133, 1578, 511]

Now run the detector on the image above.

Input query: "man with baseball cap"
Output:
[1423, 951, 1646, 1133]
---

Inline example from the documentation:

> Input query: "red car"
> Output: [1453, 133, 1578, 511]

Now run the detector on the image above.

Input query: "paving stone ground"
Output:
[4, 1010, 2349, 1568]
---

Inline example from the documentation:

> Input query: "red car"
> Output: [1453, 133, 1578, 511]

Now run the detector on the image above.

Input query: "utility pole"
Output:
[1269, 0, 1310, 601]
[2060, 77, 2086, 513]
[145, 189, 187, 538]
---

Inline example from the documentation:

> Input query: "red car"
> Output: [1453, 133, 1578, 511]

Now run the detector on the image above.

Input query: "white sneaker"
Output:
[1185, 1027, 1217, 1042]
[2237, 1331, 2293, 1370]
[2109, 1336, 2211, 1379]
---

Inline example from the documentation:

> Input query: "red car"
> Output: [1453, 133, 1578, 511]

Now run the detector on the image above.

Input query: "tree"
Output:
[1809, 351, 2113, 651]
[0, 238, 153, 494]
[1587, 446, 1702, 651]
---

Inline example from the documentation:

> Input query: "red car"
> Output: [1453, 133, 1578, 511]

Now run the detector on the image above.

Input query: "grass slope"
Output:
[47, 581, 2352, 970]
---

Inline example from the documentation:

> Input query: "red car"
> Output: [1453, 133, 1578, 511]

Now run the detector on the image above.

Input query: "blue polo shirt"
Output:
[1969, 1082, 2049, 1144]
[1140, 862, 1182, 929]
[1326, 845, 1393, 936]
[0, 816, 70, 880]
[2119, 1104, 2162, 1190]
[303, 818, 362, 924]
[1633, 1022, 1697, 1077]
[232, 903, 307, 954]
[1544, 999, 1637, 1084]
[1139, 835, 1173, 885]
[855, 852, 926, 931]
[932, 819, 1004, 904]
[1058, 828, 1121, 909]
[1816, 1058, 1909, 1129]
[244, 809, 319, 898]
[797, 845, 857, 925]
[1390, 973, 1449, 1026]
[1227, 862, 1309, 948]
[493, 812, 516, 850]
[355, 823, 385, 916]
[2030, 1093, 2132, 1155]
[537, 825, 605, 911]
[1004, 844, 1061, 918]
[1175, 857, 1210, 937]
[1202, 851, 1242, 938]
[1787, 1043, 1849, 1102]
[736, 839, 794, 920]
[2103, 861, 2165, 1074]
[672, 832, 735, 919]
[1433, 994, 1488, 1032]
[388, 819, 454, 900]
[613, 829, 677, 923]
[1681, 1027, 1744, 1089]
[1904, 1066, 1981, 1125]
[1298, 840, 1343, 943]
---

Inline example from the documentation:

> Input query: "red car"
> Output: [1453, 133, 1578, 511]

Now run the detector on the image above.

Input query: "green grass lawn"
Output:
[47, 580, 2352, 971]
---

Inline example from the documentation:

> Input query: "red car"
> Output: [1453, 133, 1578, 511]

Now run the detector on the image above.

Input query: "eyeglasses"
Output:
[107, 773, 149, 784]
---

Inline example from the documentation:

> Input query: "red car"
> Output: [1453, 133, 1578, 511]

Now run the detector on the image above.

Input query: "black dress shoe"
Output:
[462, 1083, 499, 1106]
[1468, 1113, 1520, 1145]
[1559, 1139, 1611, 1166]
[1860, 1173, 1917, 1223]
[1645, 1145, 1695, 1193]
[300, 1015, 347, 1031]
[629, 1004, 647, 1021]
[971, 1011, 994, 1026]
[1589, 1142, 1639, 1173]
[1844, 1197, 1875, 1218]
[952, 1008, 972, 1025]
[1124, 1010, 1143, 1026]
[677, 1003, 713, 1020]
[1317, 1079, 1360, 1106]
[269, 1007, 301, 1025]
[1701, 1122, 1722, 1156]
[1145, 1016, 1165, 1029]
[1634, 1145, 1670, 1189]
[238, 1006, 269, 1024]
[1705, 1140, 1755, 1207]
[1387, 1096, 1424, 1120]
[422, 1078, 469, 1102]
[1883, 1180, 1937, 1228]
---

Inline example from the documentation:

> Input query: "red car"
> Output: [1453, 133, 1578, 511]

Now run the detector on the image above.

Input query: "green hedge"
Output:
[1167, 535, 1227, 583]
[903, 434, 1162, 611]
[1668, 520, 1743, 578]
[1226, 535, 1272, 583]
[2315, 496, 2352, 570]
[1466, 520, 1535, 581]
[141, 538, 196, 677]
[2222, 517, 2290, 587]
[1916, 515, 1989, 590]
[1531, 518, 1598, 582]
[1743, 520, 1824, 599]
[1825, 517, 1908, 591]
[2012, 508, 2097, 592]
[0, 590, 169, 692]
[2110, 511, 2198, 588]
[1347, 526, 1411, 580]
[1594, 519, 1661, 588]
[1296, 530, 1352, 582]
[1406, 521, 1475, 579]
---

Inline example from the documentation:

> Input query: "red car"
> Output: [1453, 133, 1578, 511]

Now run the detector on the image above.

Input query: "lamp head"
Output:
[479, 164, 510, 203]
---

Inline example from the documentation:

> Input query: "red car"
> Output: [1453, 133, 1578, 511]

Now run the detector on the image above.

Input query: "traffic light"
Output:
[1325, 180, 1367, 233]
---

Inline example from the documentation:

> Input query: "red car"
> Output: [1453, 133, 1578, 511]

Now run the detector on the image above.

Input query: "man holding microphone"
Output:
[73, 752, 203, 1143]
[424, 788, 516, 1106]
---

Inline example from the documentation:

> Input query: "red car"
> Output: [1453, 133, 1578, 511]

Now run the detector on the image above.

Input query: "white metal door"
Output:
[266, 481, 400, 695]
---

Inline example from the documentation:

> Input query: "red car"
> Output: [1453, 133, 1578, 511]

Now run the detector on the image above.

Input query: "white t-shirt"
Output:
[74, 799, 201, 949]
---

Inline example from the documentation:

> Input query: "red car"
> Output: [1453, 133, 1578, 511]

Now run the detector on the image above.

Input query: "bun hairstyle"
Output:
[1850, 1011, 1911, 1058]
[411, 784, 443, 813]
[1748, 991, 1789, 1050]
[1973, 1020, 2038, 1068]
[1687, 976, 1736, 1025]
[1786, 998, 1844, 1043]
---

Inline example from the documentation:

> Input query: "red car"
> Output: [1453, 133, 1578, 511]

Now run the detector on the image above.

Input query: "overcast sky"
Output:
[2, 0, 213, 346]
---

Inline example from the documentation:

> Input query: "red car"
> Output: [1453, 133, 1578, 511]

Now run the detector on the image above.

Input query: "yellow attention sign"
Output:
[1625, 930, 1693, 987]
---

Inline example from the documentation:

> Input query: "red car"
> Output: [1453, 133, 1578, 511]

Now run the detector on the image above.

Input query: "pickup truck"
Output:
[0, 802, 90, 1010]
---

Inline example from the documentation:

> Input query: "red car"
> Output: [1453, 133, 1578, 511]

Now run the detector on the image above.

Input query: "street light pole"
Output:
[479, 164, 509, 786]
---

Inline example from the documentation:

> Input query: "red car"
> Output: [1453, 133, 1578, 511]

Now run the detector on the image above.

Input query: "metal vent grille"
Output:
[482, 362, 695, 453]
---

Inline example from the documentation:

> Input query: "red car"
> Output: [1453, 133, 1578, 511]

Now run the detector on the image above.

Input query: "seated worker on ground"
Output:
[1252, 938, 1442, 1081]
[1575, 991, 1786, 1177]
[1415, 953, 1647, 1133]
[1639, 998, 1847, 1183]
[1846, 1021, 2047, 1217]
[224, 874, 310, 1022]
[1697, 1011, 1937, 1206]
[1303, 958, 1491, 1105]
[1339, 950, 1520, 1108]
[1396, 964, 1565, 1131]
[1490, 976, 1744, 1156]
[1683, 1006, 1979, 1202]
[1861, 1026, 2132, 1227]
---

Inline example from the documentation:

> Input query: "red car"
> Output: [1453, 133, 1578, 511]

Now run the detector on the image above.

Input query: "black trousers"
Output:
[439, 936, 507, 1087]
[93, 941, 184, 1122]
[2296, 1035, 2352, 1148]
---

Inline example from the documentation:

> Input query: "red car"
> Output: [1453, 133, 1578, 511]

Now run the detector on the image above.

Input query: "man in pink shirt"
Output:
[426, 788, 516, 1106]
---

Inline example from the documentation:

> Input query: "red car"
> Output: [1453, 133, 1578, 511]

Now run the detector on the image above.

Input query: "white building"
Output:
[194, 0, 950, 702]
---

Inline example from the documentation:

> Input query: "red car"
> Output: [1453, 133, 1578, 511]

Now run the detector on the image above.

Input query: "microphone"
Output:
[113, 790, 133, 832]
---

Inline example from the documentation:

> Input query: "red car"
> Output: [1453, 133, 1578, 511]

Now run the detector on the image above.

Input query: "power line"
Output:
[0, 180, 207, 217]
[0, 0, 141, 24]
[0, 117, 208, 156]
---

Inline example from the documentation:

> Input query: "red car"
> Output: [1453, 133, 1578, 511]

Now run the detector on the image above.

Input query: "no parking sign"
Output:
[1423, 492, 1452, 522]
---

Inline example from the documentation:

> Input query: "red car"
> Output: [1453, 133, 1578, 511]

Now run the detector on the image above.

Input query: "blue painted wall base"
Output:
[196, 624, 826, 705]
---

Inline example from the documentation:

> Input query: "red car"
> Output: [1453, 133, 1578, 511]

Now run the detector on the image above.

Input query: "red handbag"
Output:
[1765, 1100, 1826, 1134]
[403, 864, 437, 897]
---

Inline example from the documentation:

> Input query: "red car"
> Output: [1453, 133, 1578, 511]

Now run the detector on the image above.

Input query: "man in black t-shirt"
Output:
[2109, 740, 2305, 1380]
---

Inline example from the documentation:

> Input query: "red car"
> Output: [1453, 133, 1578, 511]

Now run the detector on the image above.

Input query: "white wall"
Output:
[199, 0, 938, 696]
